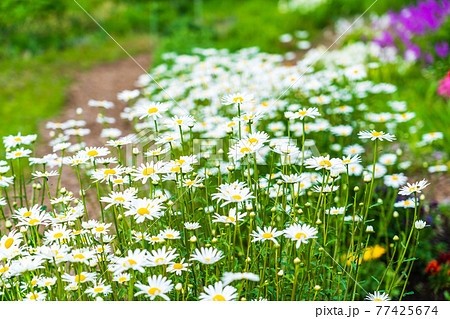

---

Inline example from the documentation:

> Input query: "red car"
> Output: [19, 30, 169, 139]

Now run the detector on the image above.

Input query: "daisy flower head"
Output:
[394, 198, 416, 208]
[190, 247, 224, 265]
[358, 130, 396, 142]
[213, 207, 247, 225]
[61, 272, 97, 284]
[147, 246, 178, 266]
[291, 107, 321, 121]
[343, 144, 365, 156]
[167, 258, 190, 275]
[325, 207, 345, 215]
[3, 133, 37, 149]
[31, 171, 59, 179]
[341, 154, 361, 166]
[136, 101, 168, 119]
[199, 281, 238, 301]
[24, 290, 47, 301]
[135, 275, 174, 300]
[111, 249, 151, 275]
[414, 220, 427, 230]
[251, 226, 283, 245]
[284, 223, 318, 248]
[399, 179, 430, 196]
[132, 161, 165, 184]
[88, 99, 114, 109]
[6, 147, 32, 160]
[365, 291, 390, 301]
[222, 92, 254, 106]
[113, 273, 131, 284]
[184, 222, 201, 230]
[80, 146, 110, 160]
[305, 155, 344, 173]
[159, 228, 181, 240]
[211, 181, 255, 207]
[85, 280, 112, 297]
[125, 197, 164, 224]
[384, 173, 408, 188]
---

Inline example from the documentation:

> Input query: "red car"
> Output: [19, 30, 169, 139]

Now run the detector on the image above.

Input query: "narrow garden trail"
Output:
[38, 54, 151, 215]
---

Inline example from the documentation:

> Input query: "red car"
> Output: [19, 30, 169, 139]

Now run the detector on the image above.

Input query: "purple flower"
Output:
[435, 41, 449, 58]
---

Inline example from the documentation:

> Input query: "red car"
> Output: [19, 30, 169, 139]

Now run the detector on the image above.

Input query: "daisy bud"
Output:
[366, 225, 374, 233]
[377, 199, 383, 204]
[316, 219, 322, 225]
[393, 211, 399, 218]
[246, 257, 251, 262]
[305, 202, 311, 207]
[414, 220, 427, 230]
[203, 153, 210, 159]
[189, 236, 197, 242]
[212, 237, 218, 243]
[76, 107, 83, 115]
[297, 208, 303, 214]
[226, 130, 233, 135]
[20, 227, 27, 233]
[32, 183, 37, 188]
[207, 172, 213, 177]
[117, 214, 123, 221]
[60, 187, 67, 194]
[49, 131, 55, 138]
[218, 149, 224, 154]
[354, 186, 359, 192]
[36, 184, 42, 190]
[96, 297, 103, 301]
[270, 207, 277, 212]
[5, 220, 12, 228]
[246, 204, 253, 211]
[396, 148, 403, 156]
[294, 257, 301, 264]
[115, 249, 122, 256]
[175, 283, 183, 291]
[269, 142, 276, 149]
[419, 194, 425, 201]
[212, 229, 216, 235]
[307, 191, 313, 197]
[89, 260, 98, 267]
[318, 247, 323, 251]
[69, 222, 75, 227]
[167, 200, 174, 206]
[227, 165, 235, 172]
[330, 172, 339, 179]
[205, 243, 211, 247]
[274, 243, 280, 249]
[359, 202, 364, 207]
[390, 243, 394, 248]
[276, 180, 282, 185]
[313, 285, 321, 291]
[364, 174, 372, 182]
[277, 270, 284, 276]
[241, 297, 246, 301]
[132, 148, 140, 155]
[250, 212, 256, 217]
[393, 235, 399, 241]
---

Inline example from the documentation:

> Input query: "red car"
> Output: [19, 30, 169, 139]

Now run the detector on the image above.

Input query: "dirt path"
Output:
[37, 54, 151, 216]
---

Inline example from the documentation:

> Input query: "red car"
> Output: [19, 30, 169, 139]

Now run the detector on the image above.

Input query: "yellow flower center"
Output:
[30, 294, 39, 300]
[155, 258, 164, 264]
[73, 254, 85, 260]
[148, 287, 161, 295]
[374, 298, 382, 301]
[53, 233, 63, 239]
[170, 166, 181, 172]
[226, 217, 235, 223]
[94, 287, 103, 293]
[75, 275, 86, 282]
[240, 147, 251, 153]
[248, 138, 258, 144]
[114, 197, 125, 202]
[0, 267, 9, 273]
[137, 208, 150, 216]
[319, 160, 332, 167]
[166, 234, 174, 238]
[104, 169, 116, 175]
[147, 107, 158, 114]
[87, 150, 98, 156]
[232, 195, 242, 200]
[175, 159, 185, 165]
[213, 294, 226, 301]
[143, 167, 155, 176]
[298, 110, 307, 116]
[233, 97, 243, 103]
[371, 131, 382, 137]
[4, 238, 14, 249]
[14, 137, 22, 141]
[173, 263, 183, 270]
[119, 277, 127, 282]
[262, 233, 273, 239]
[95, 227, 104, 232]
[29, 219, 39, 225]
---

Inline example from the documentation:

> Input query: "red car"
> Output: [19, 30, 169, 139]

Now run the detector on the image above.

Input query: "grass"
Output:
[0, 33, 152, 141]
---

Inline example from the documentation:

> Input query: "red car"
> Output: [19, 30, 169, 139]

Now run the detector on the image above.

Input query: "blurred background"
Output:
[1, 0, 449, 299]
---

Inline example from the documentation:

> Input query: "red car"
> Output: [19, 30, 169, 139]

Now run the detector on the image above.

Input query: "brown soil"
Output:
[36, 54, 151, 217]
